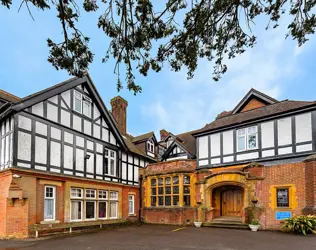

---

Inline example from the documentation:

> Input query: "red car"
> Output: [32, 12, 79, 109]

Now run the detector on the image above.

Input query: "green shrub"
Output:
[250, 219, 260, 225]
[281, 215, 316, 235]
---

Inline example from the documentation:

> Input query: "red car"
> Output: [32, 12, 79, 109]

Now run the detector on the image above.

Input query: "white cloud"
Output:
[140, 17, 312, 135]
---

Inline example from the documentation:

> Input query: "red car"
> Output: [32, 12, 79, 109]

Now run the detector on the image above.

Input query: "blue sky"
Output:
[1, 3, 316, 138]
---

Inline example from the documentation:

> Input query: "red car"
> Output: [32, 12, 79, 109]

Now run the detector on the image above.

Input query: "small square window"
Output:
[85, 189, 96, 199]
[110, 191, 118, 200]
[98, 190, 107, 199]
[71, 188, 83, 198]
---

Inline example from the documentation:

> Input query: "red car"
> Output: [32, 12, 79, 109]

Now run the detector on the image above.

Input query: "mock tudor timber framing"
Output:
[4, 75, 151, 186]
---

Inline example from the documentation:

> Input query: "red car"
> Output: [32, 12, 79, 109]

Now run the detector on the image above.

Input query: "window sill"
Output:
[40, 220, 60, 224]
[128, 214, 137, 217]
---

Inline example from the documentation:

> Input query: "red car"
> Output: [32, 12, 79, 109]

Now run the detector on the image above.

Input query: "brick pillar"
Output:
[110, 96, 128, 135]
[303, 155, 316, 215]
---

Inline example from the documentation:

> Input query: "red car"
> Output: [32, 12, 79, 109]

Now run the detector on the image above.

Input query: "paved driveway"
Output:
[0, 225, 315, 250]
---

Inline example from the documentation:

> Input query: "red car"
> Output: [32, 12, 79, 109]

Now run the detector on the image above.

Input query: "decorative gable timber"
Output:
[9, 74, 127, 150]
[161, 140, 193, 161]
[232, 88, 278, 114]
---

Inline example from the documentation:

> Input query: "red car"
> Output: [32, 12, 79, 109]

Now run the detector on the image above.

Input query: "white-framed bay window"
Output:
[237, 126, 258, 152]
[109, 191, 118, 219]
[73, 90, 92, 118]
[44, 186, 56, 221]
[128, 194, 135, 215]
[105, 149, 116, 176]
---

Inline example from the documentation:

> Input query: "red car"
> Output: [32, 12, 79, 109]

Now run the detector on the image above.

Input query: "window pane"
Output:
[110, 202, 118, 218]
[277, 189, 289, 207]
[71, 201, 82, 221]
[248, 134, 257, 149]
[158, 178, 163, 185]
[151, 179, 156, 186]
[158, 196, 164, 206]
[248, 126, 257, 134]
[184, 186, 190, 194]
[237, 129, 245, 136]
[183, 195, 190, 206]
[99, 202, 107, 219]
[165, 177, 171, 185]
[45, 187, 54, 198]
[173, 196, 179, 206]
[184, 176, 190, 184]
[110, 191, 118, 200]
[44, 199, 54, 220]
[165, 196, 171, 206]
[165, 186, 171, 194]
[151, 188, 156, 195]
[98, 190, 107, 199]
[158, 187, 164, 195]
[83, 101, 91, 117]
[86, 201, 95, 219]
[151, 196, 156, 206]
[173, 186, 179, 194]
[86, 189, 96, 198]
[74, 97, 82, 113]
[172, 176, 179, 185]
[110, 159, 115, 175]
[238, 136, 246, 151]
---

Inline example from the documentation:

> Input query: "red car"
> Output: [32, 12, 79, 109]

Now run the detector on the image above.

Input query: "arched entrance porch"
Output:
[203, 172, 254, 223]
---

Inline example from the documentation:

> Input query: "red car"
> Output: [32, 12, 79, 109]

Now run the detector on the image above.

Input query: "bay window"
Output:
[237, 126, 258, 151]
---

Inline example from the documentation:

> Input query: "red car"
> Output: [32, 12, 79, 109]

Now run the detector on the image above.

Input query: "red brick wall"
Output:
[0, 172, 11, 237]
[257, 162, 306, 229]
[143, 207, 195, 225]
[6, 199, 29, 237]
[303, 158, 316, 214]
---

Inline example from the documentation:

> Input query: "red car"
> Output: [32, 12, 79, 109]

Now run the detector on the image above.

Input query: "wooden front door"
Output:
[221, 188, 243, 216]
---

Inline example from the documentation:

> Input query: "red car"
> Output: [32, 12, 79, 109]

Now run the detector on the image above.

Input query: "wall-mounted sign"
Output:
[276, 211, 291, 220]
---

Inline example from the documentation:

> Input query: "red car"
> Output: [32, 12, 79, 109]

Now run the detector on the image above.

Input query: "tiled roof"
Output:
[196, 100, 316, 134]
[124, 134, 157, 161]
[132, 132, 155, 143]
[176, 130, 198, 156]
[0, 90, 21, 103]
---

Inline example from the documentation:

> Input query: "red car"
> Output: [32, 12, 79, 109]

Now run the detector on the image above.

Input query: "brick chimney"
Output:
[110, 96, 128, 135]
[160, 129, 169, 141]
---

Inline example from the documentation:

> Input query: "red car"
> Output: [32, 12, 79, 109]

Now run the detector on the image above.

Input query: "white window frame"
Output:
[44, 186, 56, 221]
[98, 190, 108, 200]
[237, 126, 258, 152]
[70, 200, 83, 222]
[98, 201, 108, 219]
[73, 90, 91, 118]
[105, 149, 117, 176]
[109, 191, 118, 219]
[147, 139, 155, 153]
[70, 188, 83, 199]
[128, 195, 135, 215]
[85, 200, 96, 220]
[85, 189, 96, 199]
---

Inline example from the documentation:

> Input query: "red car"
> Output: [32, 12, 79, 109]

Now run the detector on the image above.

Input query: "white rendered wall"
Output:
[210, 133, 221, 157]
[261, 121, 274, 148]
[295, 113, 312, 143]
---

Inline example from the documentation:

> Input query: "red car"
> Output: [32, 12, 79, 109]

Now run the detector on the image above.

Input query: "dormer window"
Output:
[74, 90, 91, 118]
[147, 139, 154, 153]
[237, 126, 258, 151]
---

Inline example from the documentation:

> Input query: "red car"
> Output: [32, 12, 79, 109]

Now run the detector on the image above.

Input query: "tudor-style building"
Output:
[141, 89, 316, 229]
[0, 74, 157, 238]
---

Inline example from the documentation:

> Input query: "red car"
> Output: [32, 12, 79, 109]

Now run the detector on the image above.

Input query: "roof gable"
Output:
[9, 74, 127, 150]
[161, 140, 191, 160]
[132, 132, 157, 144]
[232, 89, 278, 114]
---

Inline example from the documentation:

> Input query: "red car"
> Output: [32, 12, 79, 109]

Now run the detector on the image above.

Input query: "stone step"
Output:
[203, 222, 249, 230]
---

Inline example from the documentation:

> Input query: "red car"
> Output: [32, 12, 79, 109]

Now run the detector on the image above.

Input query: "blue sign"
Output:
[276, 211, 292, 220]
